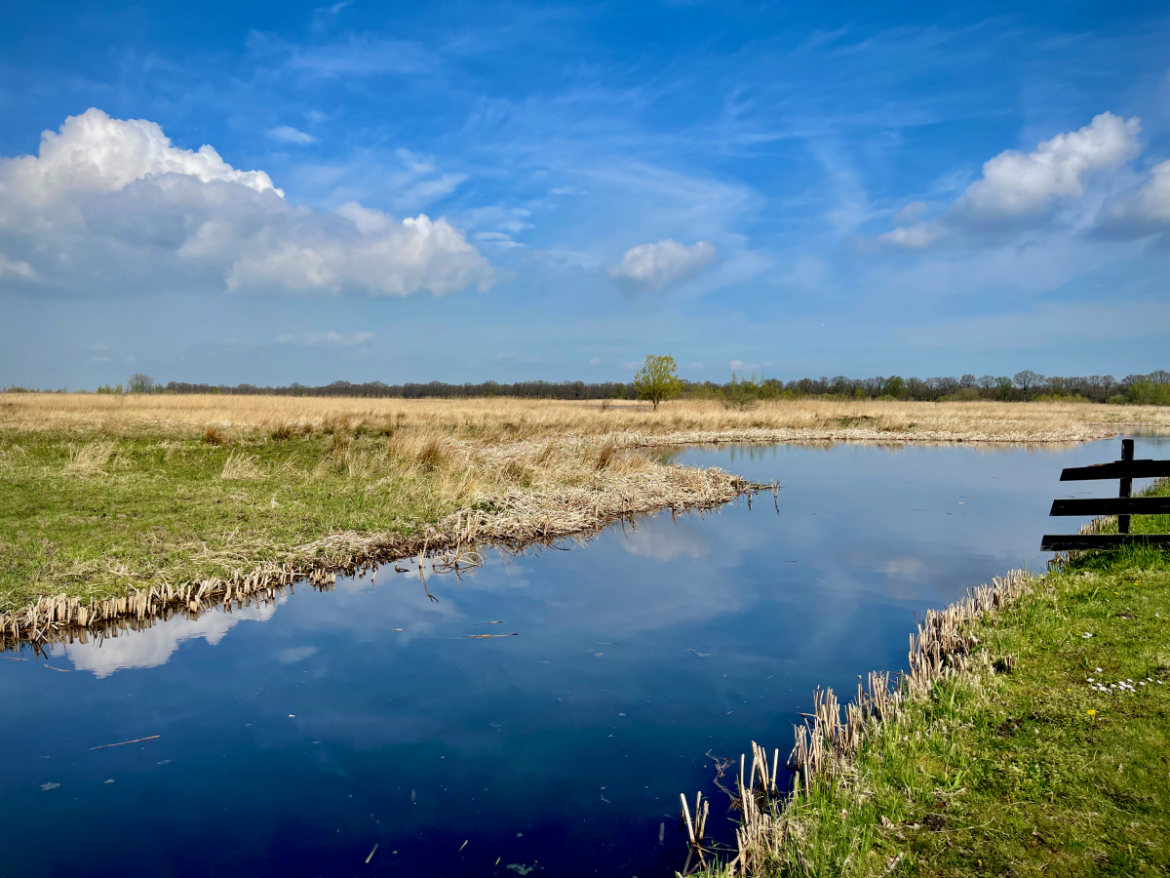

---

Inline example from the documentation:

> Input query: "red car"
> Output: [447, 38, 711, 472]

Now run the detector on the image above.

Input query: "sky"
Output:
[1, 0, 1168, 389]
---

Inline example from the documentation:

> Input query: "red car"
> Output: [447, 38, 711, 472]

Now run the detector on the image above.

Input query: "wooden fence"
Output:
[1041, 439, 1170, 552]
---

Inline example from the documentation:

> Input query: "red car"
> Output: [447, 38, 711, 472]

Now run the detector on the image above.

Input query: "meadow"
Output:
[2, 392, 1168, 618]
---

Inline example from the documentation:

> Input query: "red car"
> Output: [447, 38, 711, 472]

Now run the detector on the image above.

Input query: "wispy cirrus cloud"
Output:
[268, 125, 318, 145]
[277, 331, 374, 346]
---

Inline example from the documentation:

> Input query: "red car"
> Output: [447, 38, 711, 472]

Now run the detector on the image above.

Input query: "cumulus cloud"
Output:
[268, 125, 318, 145]
[876, 222, 943, 249]
[62, 601, 277, 677]
[0, 254, 34, 278]
[1096, 159, 1170, 238]
[607, 239, 715, 292]
[0, 108, 496, 298]
[955, 112, 1140, 222]
[880, 112, 1143, 248]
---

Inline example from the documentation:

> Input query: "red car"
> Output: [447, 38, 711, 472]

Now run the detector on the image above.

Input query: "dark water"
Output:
[1, 437, 1165, 878]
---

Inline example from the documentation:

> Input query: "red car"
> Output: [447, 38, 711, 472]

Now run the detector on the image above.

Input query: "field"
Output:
[2, 393, 1168, 620]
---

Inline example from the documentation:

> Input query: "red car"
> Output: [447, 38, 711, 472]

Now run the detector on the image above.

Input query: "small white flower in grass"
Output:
[1088, 677, 1095, 682]
[1096, 667, 1103, 673]
[1082, 633, 1094, 638]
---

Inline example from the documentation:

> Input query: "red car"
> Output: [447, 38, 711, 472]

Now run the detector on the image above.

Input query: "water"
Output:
[1, 437, 1165, 877]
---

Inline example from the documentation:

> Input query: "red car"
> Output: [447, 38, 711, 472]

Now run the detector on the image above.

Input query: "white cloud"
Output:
[588, 357, 601, 365]
[0, 109, 496, 298]
[3, 108, 282, 202]
[877, 222, 944, 249]
[1097, 159, 1170, 237]
[277, 330, 374, 346]
[728, 359, 773, 372]
[276, 645, 318, 663]
[891, 201, 928, 226]
[0, 254, 34, 279]
[268, 125, 318, 145]
[607, 239, 715, 292]
[61, 600, 277, 677]
[955, 113, 1140, 221]
[880, 112, 1143, 249]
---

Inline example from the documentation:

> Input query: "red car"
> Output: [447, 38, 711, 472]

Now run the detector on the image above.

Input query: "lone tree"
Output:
[127, 373, 155, 393]
[634, 354, 682, 411]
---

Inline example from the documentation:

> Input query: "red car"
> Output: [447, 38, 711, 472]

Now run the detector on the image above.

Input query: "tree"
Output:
[882, 376, 907, 399]
[1012, 370, 1044, 398]
[634, 355, 682, 411]
[127, 373, 155, 393]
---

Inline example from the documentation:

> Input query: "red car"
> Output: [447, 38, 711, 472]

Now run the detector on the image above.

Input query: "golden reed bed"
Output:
[1, 393, 1166, 648]
[4, 392, 1167, 443]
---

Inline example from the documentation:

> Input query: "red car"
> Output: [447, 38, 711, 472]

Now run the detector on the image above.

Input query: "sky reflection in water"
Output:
[1, 437, 1165, 878]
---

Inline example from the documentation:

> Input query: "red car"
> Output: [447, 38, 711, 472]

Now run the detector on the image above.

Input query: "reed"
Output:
[3, 392, 1165, 442]
[0, 457, 762, 649]
[693, 482, 1170, 876]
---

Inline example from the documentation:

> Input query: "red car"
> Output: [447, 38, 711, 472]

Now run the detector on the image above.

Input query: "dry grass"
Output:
[1, 392, 1165, 635]
[2, 393, 1165, 444]
[64, 439, 117, 476]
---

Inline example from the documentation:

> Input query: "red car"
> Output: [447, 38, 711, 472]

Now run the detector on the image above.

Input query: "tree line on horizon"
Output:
[7, 368, 1168, 405]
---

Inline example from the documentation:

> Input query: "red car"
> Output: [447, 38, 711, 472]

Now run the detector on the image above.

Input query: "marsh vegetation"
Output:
[2, 392, 1167, 618]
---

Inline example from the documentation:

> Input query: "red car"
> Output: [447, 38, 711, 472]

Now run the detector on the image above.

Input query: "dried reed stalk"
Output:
[0, 466, 766, 651]
[712, 569, 1031, 876]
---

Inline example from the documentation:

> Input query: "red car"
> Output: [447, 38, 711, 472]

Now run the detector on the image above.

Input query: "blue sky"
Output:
[1, 0, 1167, 388]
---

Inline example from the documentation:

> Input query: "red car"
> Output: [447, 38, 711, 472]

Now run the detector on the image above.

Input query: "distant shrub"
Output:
[202, 427, 227, 445]
[1126, 378, 1170, 406]
[1032, 393, 1093, 404]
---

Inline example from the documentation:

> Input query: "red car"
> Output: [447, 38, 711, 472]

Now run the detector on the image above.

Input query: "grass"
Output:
[705, 482, 1170, 877]
[1, 392, 1166, 616]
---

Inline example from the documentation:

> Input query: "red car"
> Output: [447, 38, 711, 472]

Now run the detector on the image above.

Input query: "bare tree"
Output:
[127, 373, 155, 393]
[1012, 370, 1044, 397]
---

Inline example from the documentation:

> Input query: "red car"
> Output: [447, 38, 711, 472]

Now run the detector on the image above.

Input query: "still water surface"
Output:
[1, 438, 1165, 877]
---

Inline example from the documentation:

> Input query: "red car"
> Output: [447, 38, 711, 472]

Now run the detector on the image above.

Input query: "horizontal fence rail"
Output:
[1049, 497, 1170, 516]
[1058, 460, 1170, 481]
[1041, 439, 1169, 553]
[1041, 533, 1170, 551]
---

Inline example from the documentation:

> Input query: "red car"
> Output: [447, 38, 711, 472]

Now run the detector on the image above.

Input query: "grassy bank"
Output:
[706, 483, 1170, 877]
[2, 393, 1166, 619]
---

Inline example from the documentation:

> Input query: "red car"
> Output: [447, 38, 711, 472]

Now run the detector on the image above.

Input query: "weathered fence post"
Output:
[1040, 439, 1170, 552]
[1118, 438, 1133, 535]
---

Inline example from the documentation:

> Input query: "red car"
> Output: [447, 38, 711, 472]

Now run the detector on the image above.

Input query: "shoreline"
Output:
[1, 461, 764, 650]
[0, 425, 1133, 648]
[691, 485, 1170, 876]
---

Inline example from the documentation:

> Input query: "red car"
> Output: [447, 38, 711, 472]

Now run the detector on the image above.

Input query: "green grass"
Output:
[0, 427, 469, 612]
[717, 482, 1170, 877]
